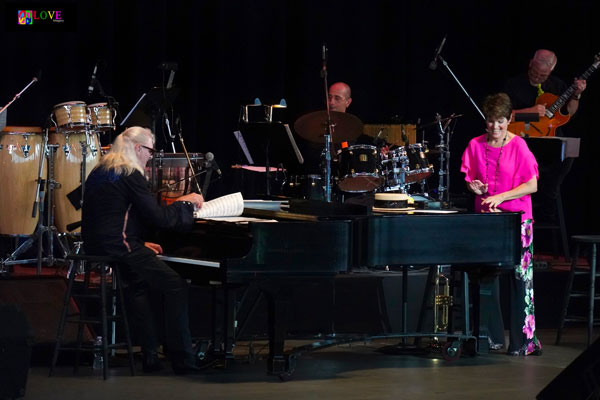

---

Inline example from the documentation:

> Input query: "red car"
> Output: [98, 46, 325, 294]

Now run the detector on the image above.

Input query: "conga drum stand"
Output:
[1, 142, 68, 274]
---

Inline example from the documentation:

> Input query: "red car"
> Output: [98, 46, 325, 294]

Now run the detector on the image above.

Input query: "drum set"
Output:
[289, 111, 435, 199]
[0, 100, 116, 271]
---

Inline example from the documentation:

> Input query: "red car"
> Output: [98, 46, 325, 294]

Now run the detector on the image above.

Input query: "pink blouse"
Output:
[461, 134, 539, 222]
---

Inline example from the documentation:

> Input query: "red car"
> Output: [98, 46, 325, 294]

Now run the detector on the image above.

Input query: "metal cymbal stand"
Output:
[321, 44, 333, 202]
[435, 114, 459, 204]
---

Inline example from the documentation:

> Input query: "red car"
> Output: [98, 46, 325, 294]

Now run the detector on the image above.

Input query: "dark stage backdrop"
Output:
[1, 0, 598, 234]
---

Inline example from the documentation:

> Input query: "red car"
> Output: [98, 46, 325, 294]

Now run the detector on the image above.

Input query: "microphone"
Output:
[87, 60, 99, 95]
[205, 152, 222, 176]
[428, 35, 447, 70]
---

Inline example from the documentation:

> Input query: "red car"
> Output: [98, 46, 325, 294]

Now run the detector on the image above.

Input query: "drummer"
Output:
[328, 82, 352, 113]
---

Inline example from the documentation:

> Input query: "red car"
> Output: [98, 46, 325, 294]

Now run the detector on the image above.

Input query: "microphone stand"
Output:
[437, 55, 485, 120]
[176, 125, 203, 195]
[0, 76, 39, 115]
[321, 47, 333, 203]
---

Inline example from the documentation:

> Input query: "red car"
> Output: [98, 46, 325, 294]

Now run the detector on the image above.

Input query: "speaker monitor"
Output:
[0, 304, 33, 399]
[537, 337, 600, 399]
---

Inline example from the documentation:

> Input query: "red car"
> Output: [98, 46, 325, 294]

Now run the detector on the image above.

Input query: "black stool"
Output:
[49, 254, 136, 379]
[556, 235, 600, 347]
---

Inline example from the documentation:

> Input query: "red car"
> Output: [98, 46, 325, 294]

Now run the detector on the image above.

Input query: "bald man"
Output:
[328, 82, 352, 113]
[505, 49, 587, 122]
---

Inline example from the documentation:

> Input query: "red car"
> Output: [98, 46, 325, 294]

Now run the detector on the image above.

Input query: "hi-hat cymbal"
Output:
[294, 111, 363, 144]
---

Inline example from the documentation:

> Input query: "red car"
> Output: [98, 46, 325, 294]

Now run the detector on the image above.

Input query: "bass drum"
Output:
[0, 127, 46, 235]
[50, 131, 100, 232]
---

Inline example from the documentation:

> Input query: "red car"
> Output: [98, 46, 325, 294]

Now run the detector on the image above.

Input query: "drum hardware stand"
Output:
[435, 113, 461, 204]
[1, 142, 67, 274]
[320, 43, 333, 203]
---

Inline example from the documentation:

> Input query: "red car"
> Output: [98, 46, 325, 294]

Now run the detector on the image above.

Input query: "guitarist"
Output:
[504, 49, 587, 233]
[504, 49, 587, 136]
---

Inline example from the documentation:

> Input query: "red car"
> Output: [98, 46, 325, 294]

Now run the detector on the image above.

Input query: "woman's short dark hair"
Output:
[482, 93, 513, 120]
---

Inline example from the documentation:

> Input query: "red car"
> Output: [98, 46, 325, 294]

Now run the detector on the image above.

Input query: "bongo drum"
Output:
[88, 102, 116, 131]
[52, 101, 88, 132]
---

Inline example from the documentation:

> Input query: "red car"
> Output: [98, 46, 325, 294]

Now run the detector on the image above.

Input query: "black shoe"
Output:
[142, 352, 164, 373]
[171, 353, 219, 375]
[507, 348, 542, 356]
[488, 337, 504, 351]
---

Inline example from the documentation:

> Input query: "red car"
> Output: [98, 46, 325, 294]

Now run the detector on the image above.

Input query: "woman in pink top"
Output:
[461, 93, 541, 356]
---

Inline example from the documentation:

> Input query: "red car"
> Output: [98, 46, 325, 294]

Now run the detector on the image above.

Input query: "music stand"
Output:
[234, 122, 304, 196]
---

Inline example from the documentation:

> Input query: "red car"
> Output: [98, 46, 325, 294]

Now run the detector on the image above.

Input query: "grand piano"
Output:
[157, 206, 521, 376]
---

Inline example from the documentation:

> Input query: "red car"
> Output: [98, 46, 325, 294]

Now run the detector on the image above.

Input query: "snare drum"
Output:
[406, 143, 433, 183]
[88, 102, 116, 131]
[52, 101, 88, 131]
[337, 145, 383, 192]
[50, 131, 100, 232]
[0, 127, 46, 235]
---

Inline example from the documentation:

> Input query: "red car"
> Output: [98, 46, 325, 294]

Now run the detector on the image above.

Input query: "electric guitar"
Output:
[509, 53, 599, 137]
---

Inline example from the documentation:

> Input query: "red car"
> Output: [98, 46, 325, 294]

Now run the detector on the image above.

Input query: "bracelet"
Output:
[571, 94, 581, 100]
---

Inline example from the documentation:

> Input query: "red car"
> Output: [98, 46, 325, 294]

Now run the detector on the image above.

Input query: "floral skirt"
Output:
[512, 219, 542, 355]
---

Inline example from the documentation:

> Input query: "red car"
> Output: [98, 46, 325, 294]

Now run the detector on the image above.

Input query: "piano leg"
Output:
[471, 272, 503, 354]
[264, 288, 294, 378]
[210, 284, 236, 361]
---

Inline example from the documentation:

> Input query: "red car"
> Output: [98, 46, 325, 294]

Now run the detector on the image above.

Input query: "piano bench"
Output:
[49, 254, 136, 380]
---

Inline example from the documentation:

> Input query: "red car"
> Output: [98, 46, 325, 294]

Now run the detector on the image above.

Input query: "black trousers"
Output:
[118, 246, 193, 359]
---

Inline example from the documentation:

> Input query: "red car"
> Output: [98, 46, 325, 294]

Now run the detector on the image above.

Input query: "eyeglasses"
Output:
[139, 145, 157, 155]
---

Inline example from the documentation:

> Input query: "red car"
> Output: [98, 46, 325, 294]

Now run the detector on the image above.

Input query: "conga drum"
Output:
[0, 127, 46, 235]
[49, 130, 100, 232]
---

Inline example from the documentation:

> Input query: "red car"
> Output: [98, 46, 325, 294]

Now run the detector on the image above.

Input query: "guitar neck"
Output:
[548, 59, 600, 114]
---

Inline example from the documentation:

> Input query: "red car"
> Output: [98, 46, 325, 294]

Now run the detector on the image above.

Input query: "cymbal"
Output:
[418, 114, 464, 129]
[294, 111, 363, 144]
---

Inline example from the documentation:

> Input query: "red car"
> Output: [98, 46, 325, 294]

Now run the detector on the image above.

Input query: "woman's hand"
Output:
[467, 180, 488, 195]
[144, 242, 163, 255]
[481, 194, 505, 212]
[176, 192, 204, 209]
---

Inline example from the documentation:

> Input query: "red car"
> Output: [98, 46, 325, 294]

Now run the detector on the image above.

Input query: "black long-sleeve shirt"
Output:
[82, 167, 194, 257]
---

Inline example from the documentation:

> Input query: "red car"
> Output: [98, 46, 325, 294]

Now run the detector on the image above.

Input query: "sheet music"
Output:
[199, 216, 278, 223]
[194, 192, 244, 219]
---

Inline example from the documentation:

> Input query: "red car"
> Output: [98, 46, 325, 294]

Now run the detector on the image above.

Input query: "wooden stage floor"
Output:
[25, 327, 597, 400]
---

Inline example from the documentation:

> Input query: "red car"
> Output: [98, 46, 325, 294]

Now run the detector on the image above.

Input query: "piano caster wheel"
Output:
[441, 340, 462, 361]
